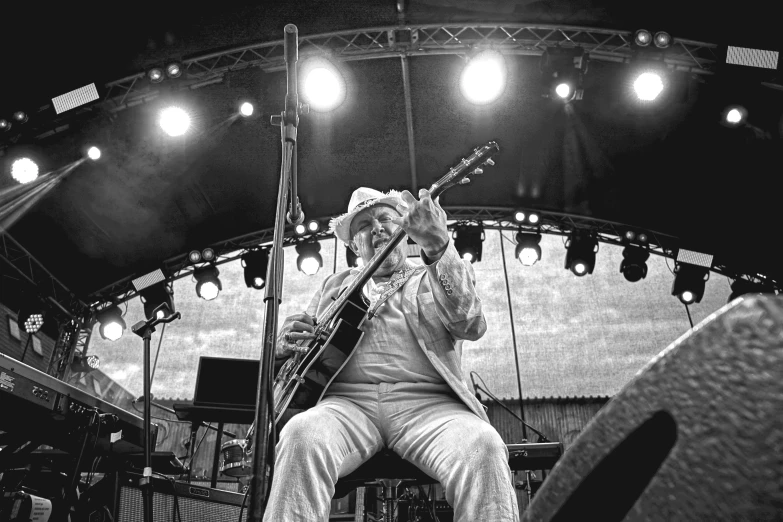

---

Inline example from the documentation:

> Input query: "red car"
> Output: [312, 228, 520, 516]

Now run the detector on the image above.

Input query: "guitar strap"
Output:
[365, 263, 422, 319]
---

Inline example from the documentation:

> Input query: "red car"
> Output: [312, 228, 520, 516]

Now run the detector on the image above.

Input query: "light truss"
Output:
[101, 23, 722, 111]
[0, 232, 89, 319]
[86, 205, 781, 312]
[47, 315, 92, 379]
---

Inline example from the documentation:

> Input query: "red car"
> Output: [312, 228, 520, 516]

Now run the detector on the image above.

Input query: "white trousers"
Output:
[263, 382, 519, 521]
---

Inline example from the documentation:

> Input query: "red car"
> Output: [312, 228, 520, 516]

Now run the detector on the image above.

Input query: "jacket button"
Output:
[444, 284, 452, 291]
[439, 274, 447, 280]
[446, 289, 453, 295]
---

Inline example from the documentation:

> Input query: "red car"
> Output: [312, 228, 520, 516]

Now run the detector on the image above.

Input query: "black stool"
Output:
[334, 450, 436, 522]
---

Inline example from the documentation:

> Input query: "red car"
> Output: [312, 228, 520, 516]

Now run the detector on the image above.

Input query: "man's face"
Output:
[349, 204, 407, 276]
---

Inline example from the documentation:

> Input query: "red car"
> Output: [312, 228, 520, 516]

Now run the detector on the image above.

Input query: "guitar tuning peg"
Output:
[484, 158, 495, 166]
[472, 168, 484, 175]
[459, 178, 471, 185]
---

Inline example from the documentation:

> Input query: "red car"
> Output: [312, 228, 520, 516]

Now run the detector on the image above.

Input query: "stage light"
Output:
[159, 106, 191, 137]
[634, 29, 652, 47]
[723, 106, 748, 126]
[513, 211, 526, 223]
[13, 111, 28, 123]
[633, 72, 664, 101]
[201, 247, 216, 262]
[653, 31, 672, 48]
[17, 303, 45, 334]
[241, 249, 269, 289]
[11, 158, 39, 184]
[87, 146, 101, 160]
[0, 119, 11, 131]
[303, 63, 346, 112]
[513, 209, 541, 225]
[453, 224, 484, 263]
[240, 102, 254, 117]
[294, 223, 306, 235]
[564, 232, 598, 276]
[296, 241, 323, 275]
[541, 47, 586, 103]
[346, 246, 363, 268]
[166, 63, 182, 78]
[671, 263, 709, 305]
[148, 68, 164, 83]
[528, 213, 540, 224]
[188, 250, 201, 263]
[307, 220, 320, 233]
[139, 282, 175, 320]
[460, 50, 507, 105]
[728, 279, 775, 302]
[620, 246, 650, 282]
[97, 305, 126, 341]
[194, 266, 222, 301]
[515, 231, 542, 267]
[71, 352, 100, 373]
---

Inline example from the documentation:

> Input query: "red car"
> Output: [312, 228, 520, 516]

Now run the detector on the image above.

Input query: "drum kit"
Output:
[219, 422, 255, 477]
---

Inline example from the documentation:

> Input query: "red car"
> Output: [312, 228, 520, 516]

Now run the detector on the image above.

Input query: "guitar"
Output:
[270, 141, 500, 423]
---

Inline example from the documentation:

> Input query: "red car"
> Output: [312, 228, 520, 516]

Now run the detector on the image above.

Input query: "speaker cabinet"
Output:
[524, 295, 783, 521]
[82, 472, 249, 522]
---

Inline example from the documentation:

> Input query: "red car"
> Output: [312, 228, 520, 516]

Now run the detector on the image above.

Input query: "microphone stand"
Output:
[474, 383, 550, 443]
[248, 23, 302, 522]
[131, 304, 182, 522]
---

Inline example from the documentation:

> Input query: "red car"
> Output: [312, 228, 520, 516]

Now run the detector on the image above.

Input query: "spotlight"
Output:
[241, 249, 269, 289]
[564, 232, 598, 276]
[653, 31, 672, 49]
[188, 250, 202, 263]
[0, 119, 11, 131]
[541, 47, 586, 102]
[194, 266, 222, 301]
[159, 106, 191, 137]
[13, 111, 28, 123]
[296, 241, 323, 275]
[671, 263, 709, 305]
[634, 29, 652, 47]
[17, 302, 45, 334]
[71, 352, 100, 373]
[148, 68, 165, 83]
[528, 213, 540, 225]
[306, 220, 320, 233]
[302, 60, 347, 112]
[87, 146, 101, 160]
[11, 158, 39, 184]
[139, 282, 175, 320]
[722, 105, 748, 127]
[240, 102, 254, 117]
[515, 231, 542, 267]
[346, 246, 363, 268]
[513, 211, 526, 223]
[201, 248, 216, 262]
[460, 50, 507, 105]
[453, 224, 484, 263]
[623, 230, 649, 246]
[166, 63, 182, 78]
[633, 71, 664, 101]
[97, 305, 126, 341]
[620, 246, 650, 282]
[513, 210, 541, 225]
[294, 223, 307, 235]
[728, 279, 774, 302]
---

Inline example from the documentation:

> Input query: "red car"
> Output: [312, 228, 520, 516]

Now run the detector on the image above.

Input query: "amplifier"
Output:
[81, 473, 249, 522]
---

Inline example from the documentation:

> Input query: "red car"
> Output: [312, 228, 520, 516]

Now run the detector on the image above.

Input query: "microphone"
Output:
[283, 24, 299, 129]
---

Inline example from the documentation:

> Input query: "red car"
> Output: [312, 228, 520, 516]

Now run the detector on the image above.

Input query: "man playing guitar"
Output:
[265, 185, 518, 521]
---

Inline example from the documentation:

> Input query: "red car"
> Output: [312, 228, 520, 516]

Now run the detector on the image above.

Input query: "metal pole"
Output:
[497, 230, 527, 439]
[400, 54, 418, 192]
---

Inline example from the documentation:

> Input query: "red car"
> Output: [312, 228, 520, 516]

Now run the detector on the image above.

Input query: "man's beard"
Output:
[373, 238, 404, 270]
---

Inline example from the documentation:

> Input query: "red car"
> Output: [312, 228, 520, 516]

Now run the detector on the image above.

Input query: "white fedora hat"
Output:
[328, 187, 403, 244]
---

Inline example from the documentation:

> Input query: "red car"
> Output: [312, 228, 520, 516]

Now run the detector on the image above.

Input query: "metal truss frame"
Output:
[0, 232, 89, 319]
[47, 315, 92, 379]
[100, 23, 723, 111]
[84, 206, 780, 312]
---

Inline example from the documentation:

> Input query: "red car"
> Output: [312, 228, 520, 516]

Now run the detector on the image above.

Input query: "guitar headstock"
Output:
[429, 141, 500, 198]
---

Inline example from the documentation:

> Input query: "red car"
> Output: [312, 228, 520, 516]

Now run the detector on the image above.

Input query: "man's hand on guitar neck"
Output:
[276, 312, 317, 358]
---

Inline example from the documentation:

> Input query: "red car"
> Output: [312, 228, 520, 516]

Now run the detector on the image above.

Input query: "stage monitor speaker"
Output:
[81, 472, 249, 522]
[524, 295, 783, 521]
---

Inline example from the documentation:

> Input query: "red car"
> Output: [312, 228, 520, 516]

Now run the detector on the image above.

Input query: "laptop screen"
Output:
[193, 356, 259, 408]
